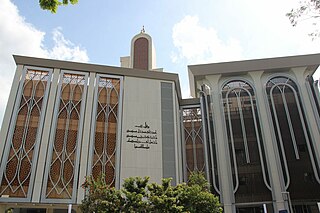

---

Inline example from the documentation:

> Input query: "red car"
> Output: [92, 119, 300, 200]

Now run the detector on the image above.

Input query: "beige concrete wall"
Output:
[120, 77, 163, 184]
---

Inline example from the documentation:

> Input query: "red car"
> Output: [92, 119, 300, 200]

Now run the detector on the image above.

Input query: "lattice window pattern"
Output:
[0, 69, 50, 198]
[91, 76, 121, 187]
[182, 107, 205, 178]
[45, 72, 87, 200]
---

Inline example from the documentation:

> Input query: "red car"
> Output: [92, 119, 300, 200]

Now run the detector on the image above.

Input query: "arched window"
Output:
[88, 75, 123, 187]
[133, 37, 149, 70]
[0, 67, 52, 201]
[266, 76, 320, 200]
[43, 71, 88, 202]
[222, 80, 271, 203]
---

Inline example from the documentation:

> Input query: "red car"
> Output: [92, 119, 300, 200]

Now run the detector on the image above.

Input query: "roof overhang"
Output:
[13, 55, 182, 100]
[188, 53, 320, 97]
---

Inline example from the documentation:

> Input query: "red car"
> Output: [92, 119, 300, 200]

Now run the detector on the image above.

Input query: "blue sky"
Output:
[1, 0, 320, 124]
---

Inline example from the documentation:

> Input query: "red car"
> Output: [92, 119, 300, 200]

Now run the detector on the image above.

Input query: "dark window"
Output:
[222, 80, 271, 203]
[266, 76, 320, 201]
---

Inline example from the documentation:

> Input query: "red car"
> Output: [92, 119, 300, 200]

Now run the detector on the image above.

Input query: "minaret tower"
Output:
[121, 27, 162, 71]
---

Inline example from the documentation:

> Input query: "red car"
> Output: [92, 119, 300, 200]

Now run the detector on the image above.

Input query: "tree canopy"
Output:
[39, 0, 78, 13]
[80, 172, 222, 213]
[287, 0, 320, 38]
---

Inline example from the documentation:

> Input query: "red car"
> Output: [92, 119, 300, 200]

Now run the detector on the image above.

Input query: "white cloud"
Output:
[172, 10, 320, 92]
[171, 15, 243, 65]
[46, 27, 89, 62]
[0, 0, 89, 125]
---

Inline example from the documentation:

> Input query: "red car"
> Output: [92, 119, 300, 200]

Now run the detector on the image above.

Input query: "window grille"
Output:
[0, 68, 51, 200]
[44, 71, 87, 201]
[181, 107, 205, 177]
[89, 75, 122, 187]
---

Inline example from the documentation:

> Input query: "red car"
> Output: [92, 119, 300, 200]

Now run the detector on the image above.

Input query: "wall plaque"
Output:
[126, 122, 158, 149]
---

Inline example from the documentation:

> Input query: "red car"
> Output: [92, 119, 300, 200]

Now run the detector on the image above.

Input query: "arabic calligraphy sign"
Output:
[126, 122, 158, 150]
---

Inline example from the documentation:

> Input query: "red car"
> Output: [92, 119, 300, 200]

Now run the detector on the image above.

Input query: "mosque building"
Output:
[0, 29, 319, 212]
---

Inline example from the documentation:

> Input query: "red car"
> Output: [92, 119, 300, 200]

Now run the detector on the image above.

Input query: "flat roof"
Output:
[188, 53, 320, 97]
[188, 53, 320, 76]
[13, 55, 182, 100]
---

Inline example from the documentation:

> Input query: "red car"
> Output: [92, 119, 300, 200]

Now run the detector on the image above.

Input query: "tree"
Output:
[80, 175, 124, 212]
[287, 0, 320, 38]
[80, 172, 222, 213]
[39, 0, 78, 13]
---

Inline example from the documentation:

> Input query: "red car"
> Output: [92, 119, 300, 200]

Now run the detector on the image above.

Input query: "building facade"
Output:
[0, 31, 319, 212]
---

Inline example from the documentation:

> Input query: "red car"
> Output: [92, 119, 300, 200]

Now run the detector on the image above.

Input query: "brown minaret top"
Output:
[132, 27, 150, 70]
[133, 35, 149, 70]
[121, 28, 160, 71]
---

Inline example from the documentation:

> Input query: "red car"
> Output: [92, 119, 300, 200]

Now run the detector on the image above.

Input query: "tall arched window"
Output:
[266, 77, 320, 200]
[133, 37, 149, 70]
[0, 67, 52, 201]
[88, 75, 123, 188]
[266, 76, 320, 201]
[222, 80, 271, 203]
[43, 71, 88, 203]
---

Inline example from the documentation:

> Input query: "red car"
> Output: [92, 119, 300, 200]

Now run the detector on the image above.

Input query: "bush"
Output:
[80, 172, 222, 213]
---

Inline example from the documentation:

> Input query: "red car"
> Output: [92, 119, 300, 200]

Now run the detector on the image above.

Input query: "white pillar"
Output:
[249, 71, 286, 212]
[76, 72, 96, 204]
[205, 75, 235, 213]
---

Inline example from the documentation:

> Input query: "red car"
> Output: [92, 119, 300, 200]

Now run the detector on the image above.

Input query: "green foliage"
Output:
[148, 178, 183, 212]
[178, 184, 221, 213]
[39, 0, 78, 13]
[286, 0, 320, 38]
[122, 177, 150, 212]
[80, 175, 124, 212]
[5, 208, 13, 213]
[187, 171, 209, 191]
[80, 172, 222, 213]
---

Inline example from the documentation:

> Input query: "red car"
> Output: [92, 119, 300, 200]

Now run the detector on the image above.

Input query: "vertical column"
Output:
[205, 75, 235, 213]
[173, 92, 182, 183]
[0, 205, 8, 212]
[76, 72, 96, 204]
[32, 68, 60, 202]
[46, 208, 54, 213]
[292, 68, 320, 162]
[249, 71, 286, 212]
[0, 65, 23, 163]
[200, 95, 210, 181]
[161, 82, 176, 185]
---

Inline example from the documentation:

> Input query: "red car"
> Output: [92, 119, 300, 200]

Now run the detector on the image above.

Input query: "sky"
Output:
[1, 0, 320, 125]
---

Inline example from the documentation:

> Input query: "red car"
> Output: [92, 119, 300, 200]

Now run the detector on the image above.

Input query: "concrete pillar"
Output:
[46, 208, 54, 213]
[0, 64, 23, 163]
[249, 71, 286, 212]
[76, 72, 96, 204]
[0, 205, 8, 212]
[173, 91, 182, 184]
[205, 75, 235, 213]
[32, 68, 60, 202]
